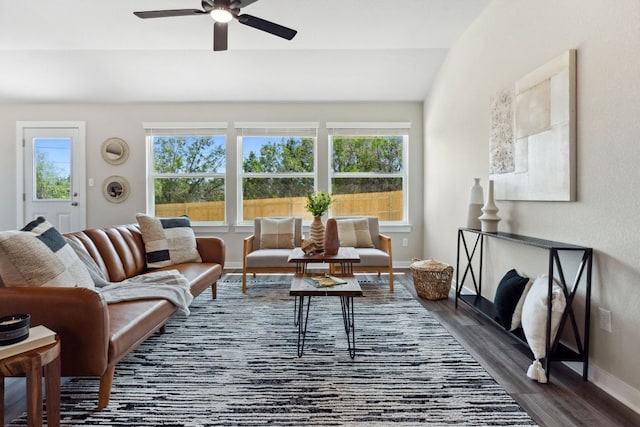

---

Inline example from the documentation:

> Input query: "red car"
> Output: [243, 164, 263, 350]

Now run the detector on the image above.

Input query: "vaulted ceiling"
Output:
[0, 0, 490, 103]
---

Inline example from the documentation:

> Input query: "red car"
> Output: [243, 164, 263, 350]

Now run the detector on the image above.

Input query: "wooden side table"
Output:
[0, 338, 61, 427]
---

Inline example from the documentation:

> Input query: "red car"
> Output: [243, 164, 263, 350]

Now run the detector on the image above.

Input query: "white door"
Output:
[21, 124, 86, 233]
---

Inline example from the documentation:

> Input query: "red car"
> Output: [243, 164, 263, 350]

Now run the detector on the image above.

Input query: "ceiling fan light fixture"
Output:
[210, 8, 233, 23]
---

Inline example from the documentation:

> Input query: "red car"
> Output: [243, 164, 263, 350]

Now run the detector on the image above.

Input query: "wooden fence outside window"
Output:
[155, 190, 403, 221]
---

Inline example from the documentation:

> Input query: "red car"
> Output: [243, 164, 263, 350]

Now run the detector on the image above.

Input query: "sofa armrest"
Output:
[0, 287, 110, 376]
[196, 236, 226, 267]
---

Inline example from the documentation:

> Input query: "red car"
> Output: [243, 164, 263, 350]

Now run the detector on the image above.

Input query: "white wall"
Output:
[425, 0, 640, 411]
[0, 102, 423, 268]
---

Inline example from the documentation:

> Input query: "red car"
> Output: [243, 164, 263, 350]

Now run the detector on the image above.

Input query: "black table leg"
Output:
[340, 296, 356, 359]
[296, 296, 311, 357]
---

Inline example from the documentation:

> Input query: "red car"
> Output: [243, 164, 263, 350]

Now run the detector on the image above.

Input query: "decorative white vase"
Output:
[478, 180, 501, 233]
[466, 178, 484, 229]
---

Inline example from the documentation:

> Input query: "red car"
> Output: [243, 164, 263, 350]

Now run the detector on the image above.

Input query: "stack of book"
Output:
[304, 275, 348, 288]
[0, 325, 57, 360]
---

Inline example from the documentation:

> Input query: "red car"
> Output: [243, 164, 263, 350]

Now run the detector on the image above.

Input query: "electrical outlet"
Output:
[402, 238, 409, 247]
[599, 307, 612, 332]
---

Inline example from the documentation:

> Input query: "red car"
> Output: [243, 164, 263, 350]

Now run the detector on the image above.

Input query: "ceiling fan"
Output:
[133, 0, 297, 51]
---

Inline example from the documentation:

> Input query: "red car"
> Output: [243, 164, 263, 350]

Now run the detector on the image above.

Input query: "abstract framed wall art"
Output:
[490, 49, 576, 201]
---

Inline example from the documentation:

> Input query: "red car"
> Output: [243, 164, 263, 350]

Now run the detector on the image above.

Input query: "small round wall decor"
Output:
[101, 137, 129, 165]
[103, 176, 130, 203]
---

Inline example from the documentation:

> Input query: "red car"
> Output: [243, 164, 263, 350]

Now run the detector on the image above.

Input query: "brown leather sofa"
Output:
[0, 224, 225, 409]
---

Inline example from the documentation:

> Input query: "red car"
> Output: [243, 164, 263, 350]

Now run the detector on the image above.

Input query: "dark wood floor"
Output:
[4, 270, 640, 426]
[398, 270, 640, 427]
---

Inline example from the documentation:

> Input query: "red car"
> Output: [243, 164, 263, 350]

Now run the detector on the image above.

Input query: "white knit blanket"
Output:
[66, 238, 193, 314]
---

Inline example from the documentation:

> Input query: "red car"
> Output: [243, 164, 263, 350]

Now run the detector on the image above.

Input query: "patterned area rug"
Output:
[9, 274, 536, 426]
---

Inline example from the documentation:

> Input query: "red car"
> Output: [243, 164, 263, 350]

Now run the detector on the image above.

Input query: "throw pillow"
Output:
[136, 214, 202, 268]
[260, 217, 295, 249]
[493, 269, 530, 331]
[0, 217, 93, 288]
[511, 280, 533, 331]
[336, 218, 374, 248]
[521, 275, 567, 361]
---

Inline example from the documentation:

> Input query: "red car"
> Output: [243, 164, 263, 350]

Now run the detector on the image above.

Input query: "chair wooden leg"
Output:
[242, 272, 247, 294]
[98, 366, 115, 409]
[389, 269, 394, 292]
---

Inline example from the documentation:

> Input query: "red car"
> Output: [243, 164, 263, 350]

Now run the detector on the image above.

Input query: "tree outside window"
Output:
[150, 133, 226, 222]
[241, 136, 315, 220]
[329, 124, 408, 222]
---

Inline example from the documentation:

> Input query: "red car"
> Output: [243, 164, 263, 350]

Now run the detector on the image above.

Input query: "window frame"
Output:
[236, 122, 319, 224]
[327, 122, 410, 224]
[144, 122, 228, 225]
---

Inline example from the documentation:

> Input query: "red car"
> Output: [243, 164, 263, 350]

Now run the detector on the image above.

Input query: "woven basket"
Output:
[410, 259, 453, 300]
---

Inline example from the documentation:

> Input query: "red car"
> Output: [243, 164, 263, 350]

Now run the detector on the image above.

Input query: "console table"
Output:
[456, 227, 593, 381]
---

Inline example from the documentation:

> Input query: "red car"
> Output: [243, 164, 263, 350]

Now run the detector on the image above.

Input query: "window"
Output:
[144, 123, 227, 223]
[236, 122, 318, 222]
[328, 122, 409, 222]
[33, 137, 71, 200]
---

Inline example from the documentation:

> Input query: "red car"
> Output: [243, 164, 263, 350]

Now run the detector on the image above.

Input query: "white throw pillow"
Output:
[510, 279, 533, 331]
[521, 275, 567, 361]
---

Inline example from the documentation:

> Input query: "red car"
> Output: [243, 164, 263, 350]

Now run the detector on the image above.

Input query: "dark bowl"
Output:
[0, 314, 30, 346]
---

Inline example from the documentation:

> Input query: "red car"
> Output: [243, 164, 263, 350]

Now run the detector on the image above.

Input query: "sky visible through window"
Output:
[242, 136, 301, 161]
[34, 138, 71, 178]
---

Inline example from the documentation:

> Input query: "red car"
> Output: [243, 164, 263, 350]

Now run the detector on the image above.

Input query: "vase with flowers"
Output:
[305, 191, 332, 251]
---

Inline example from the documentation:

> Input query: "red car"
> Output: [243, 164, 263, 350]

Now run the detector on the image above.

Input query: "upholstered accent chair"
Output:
[329, 216, 394, 291]
[242, 217, 303, 293]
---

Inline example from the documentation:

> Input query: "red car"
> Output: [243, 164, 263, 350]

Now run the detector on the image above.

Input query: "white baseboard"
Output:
[564, 361, 640, 415]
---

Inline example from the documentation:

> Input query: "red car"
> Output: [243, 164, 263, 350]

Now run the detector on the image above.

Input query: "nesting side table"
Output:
[0, 338, 61, 427]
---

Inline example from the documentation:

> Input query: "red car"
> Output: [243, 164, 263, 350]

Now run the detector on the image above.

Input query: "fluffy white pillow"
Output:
[521, 275, 567, 361]
[510, 280, 533, 331]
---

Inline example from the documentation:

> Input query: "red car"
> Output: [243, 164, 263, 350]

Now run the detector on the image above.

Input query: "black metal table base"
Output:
[294, 295, 356, 359]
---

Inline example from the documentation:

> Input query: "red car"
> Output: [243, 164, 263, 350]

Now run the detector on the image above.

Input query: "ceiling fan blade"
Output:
[214, 22, 229, 51]
[237, 14, 297, 40]
[237, 0, 262, 7]
[134, 9, 207, 19]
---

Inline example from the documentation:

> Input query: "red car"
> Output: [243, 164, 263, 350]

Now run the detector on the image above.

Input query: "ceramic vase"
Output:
[466, 178, 484, 229]
[309, 216, 325, 251]
[323, 218, 340, 255]
[478, 180, 501, 233]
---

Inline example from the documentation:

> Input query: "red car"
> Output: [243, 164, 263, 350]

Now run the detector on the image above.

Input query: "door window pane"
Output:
[33, 138, 71, 200]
